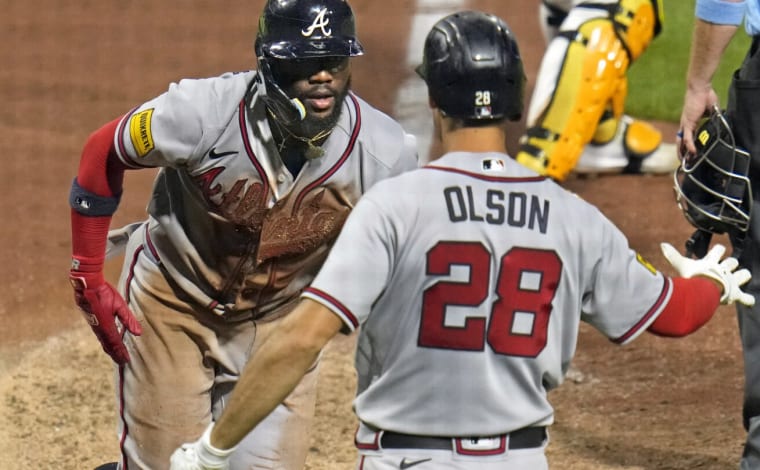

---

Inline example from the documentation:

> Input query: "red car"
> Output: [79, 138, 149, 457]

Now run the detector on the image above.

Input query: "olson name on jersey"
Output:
[443, 185, 549, 234]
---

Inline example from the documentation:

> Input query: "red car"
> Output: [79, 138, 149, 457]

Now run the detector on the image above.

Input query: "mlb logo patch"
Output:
[475, 106, 493, 118]
[482, 158, 505, 172]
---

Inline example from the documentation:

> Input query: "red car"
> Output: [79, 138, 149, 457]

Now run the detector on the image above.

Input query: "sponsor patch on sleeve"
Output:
[636, 252, 657, 275]
[129, 108, 155, 157]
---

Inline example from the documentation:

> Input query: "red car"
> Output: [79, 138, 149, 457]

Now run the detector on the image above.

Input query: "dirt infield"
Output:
[0, 0, 747, 469]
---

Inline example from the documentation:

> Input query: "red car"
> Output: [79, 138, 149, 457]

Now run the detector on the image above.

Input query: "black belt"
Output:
[380, 427, 546, 451]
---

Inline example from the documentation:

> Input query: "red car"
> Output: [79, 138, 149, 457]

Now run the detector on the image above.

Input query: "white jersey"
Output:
[303, 152, 670, 436]
[112, 70, 418, 318]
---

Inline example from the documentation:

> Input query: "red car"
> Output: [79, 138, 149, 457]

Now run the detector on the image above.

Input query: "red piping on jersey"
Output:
[123, 245, 144, 304]
[353, 425, 380, 450]
[116, 107, 154, 169]
[144, 229, 160, 262]
[293, 92, 362, 211]
[424, 165, 547, 183]
[238, 99, 271, 204]
[612, 276, 672, 344]
[304, 286, 359, 329]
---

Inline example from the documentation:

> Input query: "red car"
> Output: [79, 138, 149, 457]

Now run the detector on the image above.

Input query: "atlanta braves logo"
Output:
[302, 8, 332, 37]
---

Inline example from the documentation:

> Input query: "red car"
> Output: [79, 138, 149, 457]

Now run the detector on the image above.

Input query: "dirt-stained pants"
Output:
[114, 223, 318, 470]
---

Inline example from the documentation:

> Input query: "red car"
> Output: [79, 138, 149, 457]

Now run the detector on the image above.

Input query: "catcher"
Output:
[516, 0, 676, 181]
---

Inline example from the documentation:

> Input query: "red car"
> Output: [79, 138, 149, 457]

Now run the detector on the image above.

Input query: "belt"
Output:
[380, 427, 546, 451]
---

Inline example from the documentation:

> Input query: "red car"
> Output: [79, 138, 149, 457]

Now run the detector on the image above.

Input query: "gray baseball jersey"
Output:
[303, 151, 670, 436]
[112, 70, 418, 319]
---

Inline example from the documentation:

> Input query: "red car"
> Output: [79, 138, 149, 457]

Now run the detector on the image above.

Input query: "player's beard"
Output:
[289, 78, 351, 141]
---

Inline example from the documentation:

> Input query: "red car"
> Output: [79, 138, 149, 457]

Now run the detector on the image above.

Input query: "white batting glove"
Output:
[661, 242, 755, 307]
[169, 422, 236, 470]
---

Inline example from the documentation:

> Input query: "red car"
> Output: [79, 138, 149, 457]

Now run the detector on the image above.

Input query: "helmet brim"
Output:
[261, 39, 364, 60]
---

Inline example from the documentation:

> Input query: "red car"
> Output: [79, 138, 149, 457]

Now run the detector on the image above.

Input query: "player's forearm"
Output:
[210, 336, 319, 450]
[71, 118, 127, 266]
[686, 19, 739, 92]
[210, 299, 342, 450]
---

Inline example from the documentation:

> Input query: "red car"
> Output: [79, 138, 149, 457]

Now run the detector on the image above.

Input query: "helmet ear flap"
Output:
[254, 56, 307, 123]
[674, 106, 753, 235]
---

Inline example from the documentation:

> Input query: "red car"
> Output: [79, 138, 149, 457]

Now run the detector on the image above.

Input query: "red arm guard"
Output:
[70, 117, 142, 365]
[647, 277, 722, 337]
[71, 117, 127, 279]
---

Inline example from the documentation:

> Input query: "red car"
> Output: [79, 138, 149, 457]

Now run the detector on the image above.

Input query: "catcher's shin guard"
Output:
[574, 114, 665, 174]
[516, 0, 662, 181]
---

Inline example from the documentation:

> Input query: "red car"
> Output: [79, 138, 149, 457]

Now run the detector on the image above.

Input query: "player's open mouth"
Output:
[306, 95, 335, 112]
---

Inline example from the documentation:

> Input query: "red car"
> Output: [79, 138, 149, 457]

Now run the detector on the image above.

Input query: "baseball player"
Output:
[677, 0, 760, 467]
[516, 0, 675, 181]
[68, 0, 418, 469]
[169, 11, 754, 470]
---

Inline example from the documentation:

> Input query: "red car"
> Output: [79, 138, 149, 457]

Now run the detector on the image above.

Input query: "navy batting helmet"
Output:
[416, 11, 526, 121]
[254, 0, 364, 123]
[674, 106, 752, 235]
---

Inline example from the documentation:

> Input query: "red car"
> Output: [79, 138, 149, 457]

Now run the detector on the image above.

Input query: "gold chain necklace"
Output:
[268, 109, 333, 160]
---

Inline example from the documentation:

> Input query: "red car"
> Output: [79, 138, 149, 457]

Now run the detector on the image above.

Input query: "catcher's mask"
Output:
[415, 10, 526, 122]
[674, 106, 752, 235]
[254, 0, 364, 124]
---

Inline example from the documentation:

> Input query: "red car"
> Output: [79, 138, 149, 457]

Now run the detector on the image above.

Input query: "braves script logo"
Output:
[301, 8, 331, 37]
[195, 171, 268, 231]
[257, 189, 349, 262]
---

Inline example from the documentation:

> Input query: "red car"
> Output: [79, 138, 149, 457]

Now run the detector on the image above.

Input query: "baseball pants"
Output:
[114, 223, 318, 470]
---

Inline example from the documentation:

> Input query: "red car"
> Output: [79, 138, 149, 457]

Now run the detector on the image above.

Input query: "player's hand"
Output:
[661, 242, 755, 306]
[169, 423, 235, 470]
[70, 274, 142, 365]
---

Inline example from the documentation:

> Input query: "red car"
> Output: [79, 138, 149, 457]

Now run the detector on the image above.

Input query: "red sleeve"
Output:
[647, 277, 722, 337]
[76, 117, 127, 196]
[70, 117, 129, 283]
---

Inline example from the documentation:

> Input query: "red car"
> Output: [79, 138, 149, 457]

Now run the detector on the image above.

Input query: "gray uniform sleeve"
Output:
[580, 214, 669, 345]
[113, 73, 248, 169]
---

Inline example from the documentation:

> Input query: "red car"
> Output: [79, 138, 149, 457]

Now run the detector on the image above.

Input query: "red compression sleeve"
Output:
[647, 277, 722, 337]
[71, 117, 127, 283]
[77, 117, 126, 196]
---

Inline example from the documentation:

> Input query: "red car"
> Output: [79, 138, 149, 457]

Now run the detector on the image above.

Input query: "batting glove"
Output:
[70, 274, 142, 365]
[169, 423, 236, 470]
[661, 242, 755, 307]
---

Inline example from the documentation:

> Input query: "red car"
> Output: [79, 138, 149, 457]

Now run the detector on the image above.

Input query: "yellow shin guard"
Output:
[516, 0, 662, 181]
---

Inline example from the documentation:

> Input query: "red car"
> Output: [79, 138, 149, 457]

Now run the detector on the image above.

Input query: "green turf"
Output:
[625, 0, 751, 122]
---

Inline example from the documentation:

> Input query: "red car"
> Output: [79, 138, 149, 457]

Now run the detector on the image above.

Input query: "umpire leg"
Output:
[728, 35, 760, 470]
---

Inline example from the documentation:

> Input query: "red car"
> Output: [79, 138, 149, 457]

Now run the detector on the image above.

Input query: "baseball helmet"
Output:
[254, 0, 364, 123]
[415, 10, 526, 121]
[674, 106, 753, 235]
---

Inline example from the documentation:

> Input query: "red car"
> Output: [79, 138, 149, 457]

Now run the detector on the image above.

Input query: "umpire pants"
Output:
[728, 35, 760, 470]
